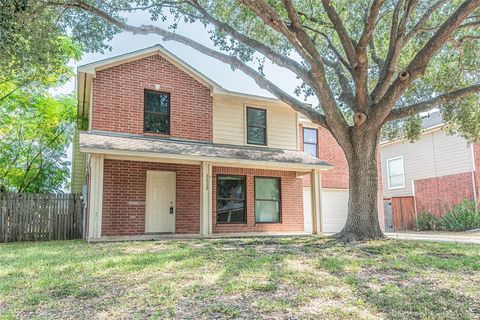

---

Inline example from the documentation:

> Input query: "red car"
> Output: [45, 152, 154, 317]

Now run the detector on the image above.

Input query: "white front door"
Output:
[145, 171, 176, 233]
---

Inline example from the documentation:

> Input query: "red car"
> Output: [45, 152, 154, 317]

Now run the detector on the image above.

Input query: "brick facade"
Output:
[414, 172, 475, 216]
[91, 54, 213, 141]
[212, 167, 304, 233]
[299, 125, 349, 189]
[474, 144, 480, 201]
[101, 159, 201, 236]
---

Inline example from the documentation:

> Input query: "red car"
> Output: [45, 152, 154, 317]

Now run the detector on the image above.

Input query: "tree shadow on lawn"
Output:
[1, 237, 479, 320]
[315, 239, 480, 320]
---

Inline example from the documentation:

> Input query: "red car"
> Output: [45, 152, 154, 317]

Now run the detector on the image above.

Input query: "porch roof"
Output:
[79, 131, 332, 170]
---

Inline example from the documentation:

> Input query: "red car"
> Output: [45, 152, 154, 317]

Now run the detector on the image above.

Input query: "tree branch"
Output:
[373, 0, 480, 125]
[387, 84, 480, 121]
[321, 0, 357, 68]
[405, 0, 450, 42]
[237, 0, 351, 139]
[357, 0, 385, 53]
[371, 0, 419, 103]
[188, 0, 314, 86]
[47, 0, 328, 128]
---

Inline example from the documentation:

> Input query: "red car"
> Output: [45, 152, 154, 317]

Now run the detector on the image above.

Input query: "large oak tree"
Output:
[35, 0, 479, 241]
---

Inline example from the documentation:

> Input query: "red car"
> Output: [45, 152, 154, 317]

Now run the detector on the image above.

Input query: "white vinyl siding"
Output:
[387, 157, 405, 189]
[71, 128, 87, 193]
[381, 128, 473, 197]
[213, 95, 297, 150]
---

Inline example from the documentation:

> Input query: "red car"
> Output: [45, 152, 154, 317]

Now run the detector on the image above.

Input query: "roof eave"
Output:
[80, 146, 332, 171]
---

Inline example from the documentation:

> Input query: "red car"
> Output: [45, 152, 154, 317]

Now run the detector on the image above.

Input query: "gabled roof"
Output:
[78, 44, 224, 93]
[76, 45, 292, 121]
[80, 131, 332, 170]
[380, 111, 445, 146]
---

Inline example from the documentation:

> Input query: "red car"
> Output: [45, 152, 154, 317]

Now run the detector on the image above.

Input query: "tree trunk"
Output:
[335, 129, 385, 242]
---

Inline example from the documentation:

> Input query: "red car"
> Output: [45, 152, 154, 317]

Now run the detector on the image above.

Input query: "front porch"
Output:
[82, 131, 330, 241]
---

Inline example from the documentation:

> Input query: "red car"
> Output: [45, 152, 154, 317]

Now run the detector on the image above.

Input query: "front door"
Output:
[145, 171, 176, 233]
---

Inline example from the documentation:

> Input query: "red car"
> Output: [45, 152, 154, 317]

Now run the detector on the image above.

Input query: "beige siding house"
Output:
[380, 112, 479, 230]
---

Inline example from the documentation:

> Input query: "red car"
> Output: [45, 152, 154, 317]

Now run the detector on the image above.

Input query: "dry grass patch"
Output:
[0, 237, 478, 319]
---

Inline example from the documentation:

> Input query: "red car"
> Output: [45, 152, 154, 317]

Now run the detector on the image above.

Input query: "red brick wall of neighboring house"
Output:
[101, 159, 201, 236]
[91, 54, 213, 141]
[474, 144, 480, 200]
[414, 172, 475, 216]
[212, 167, 304, 233]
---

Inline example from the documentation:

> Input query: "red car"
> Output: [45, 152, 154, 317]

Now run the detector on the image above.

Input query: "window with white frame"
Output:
[387, 157, 405, 189]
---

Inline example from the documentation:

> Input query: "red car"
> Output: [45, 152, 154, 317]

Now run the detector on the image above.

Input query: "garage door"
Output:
[322, 189, 349, 233]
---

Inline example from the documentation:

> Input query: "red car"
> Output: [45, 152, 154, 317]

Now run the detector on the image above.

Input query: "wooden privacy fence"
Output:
[0, 193, 83, 242]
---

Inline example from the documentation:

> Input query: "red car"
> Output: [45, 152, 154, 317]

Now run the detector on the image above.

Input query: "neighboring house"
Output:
[71, 45, 382, 241]
[380, 112, 480, 231]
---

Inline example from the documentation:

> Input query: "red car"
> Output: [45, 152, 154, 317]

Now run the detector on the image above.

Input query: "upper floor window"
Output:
[246, 107, 267, 145]
[255, 177, 281, 223]
[303, 127, 318, 157]
[217, 175, 246, 224]
[144, 90, 170, 134]
[387, 156, 405, 189]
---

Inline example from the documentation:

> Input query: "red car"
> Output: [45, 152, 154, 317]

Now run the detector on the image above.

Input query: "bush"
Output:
[414, 212, 438, 231]
[438, 200, 480, 231]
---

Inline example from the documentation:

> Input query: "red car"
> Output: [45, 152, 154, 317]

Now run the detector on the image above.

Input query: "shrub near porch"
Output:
[0, 237, 479, 319]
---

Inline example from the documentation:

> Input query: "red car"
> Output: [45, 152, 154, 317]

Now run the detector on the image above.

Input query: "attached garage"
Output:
[321, 189, 349, 233]
[303, 187, 349, 233]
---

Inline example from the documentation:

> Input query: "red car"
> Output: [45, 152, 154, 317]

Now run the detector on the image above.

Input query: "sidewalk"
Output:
[385, 232, 480, 244]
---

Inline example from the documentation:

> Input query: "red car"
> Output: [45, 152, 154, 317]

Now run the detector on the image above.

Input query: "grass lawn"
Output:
[0, 237, 479, 319]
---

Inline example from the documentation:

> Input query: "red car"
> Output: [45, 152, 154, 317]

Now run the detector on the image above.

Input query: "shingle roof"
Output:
[420, 111, 443, 129]
[79, 131, 331, 169]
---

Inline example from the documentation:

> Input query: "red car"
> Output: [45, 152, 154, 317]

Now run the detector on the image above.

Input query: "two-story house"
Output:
[380, 112, 479, 231]
[71, 45, 380, 241]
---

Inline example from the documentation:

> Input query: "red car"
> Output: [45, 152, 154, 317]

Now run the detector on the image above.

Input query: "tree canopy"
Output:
[0, 3, 81, 192]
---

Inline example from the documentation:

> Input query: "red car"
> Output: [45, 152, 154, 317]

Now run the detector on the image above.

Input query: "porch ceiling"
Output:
[79, 131, 332, 170]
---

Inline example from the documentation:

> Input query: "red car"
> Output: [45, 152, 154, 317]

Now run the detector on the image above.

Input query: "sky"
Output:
[57, 11, 309, 102]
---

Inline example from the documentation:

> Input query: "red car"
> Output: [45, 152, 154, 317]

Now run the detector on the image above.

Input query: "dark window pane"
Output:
[303, 128, 317, 143]
[247, 127, 266, 145]
[304, 144, 317, 157]
[217, 176, 245, 199]
[216, 176, 246, 224]
[255, 178, 280, 200]
[247, 108, 266, 127]
[145, 91, 169, 113]
[255, 201, 280, 222]
[217, 200, 246, 223]
[145, 113, 169, 133]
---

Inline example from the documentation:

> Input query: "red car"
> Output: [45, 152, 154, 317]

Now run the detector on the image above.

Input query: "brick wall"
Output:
[101, 159, 201, 236]
[299, 125, 349, 189]
[414, 172, 475, 216]
[91, 54, 213, 141]
[212, 167, 304, 233]
[474, 144, 480, 200]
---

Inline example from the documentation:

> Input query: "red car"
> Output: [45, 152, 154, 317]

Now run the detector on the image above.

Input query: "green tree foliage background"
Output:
[0, 1, 82, 192]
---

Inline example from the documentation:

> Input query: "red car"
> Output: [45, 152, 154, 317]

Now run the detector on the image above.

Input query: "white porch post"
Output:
[311, 169, 323, 234]
[200, 161, 212, 236]
[88, 154, 104, 239]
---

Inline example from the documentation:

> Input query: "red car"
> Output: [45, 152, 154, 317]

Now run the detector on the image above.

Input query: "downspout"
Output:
[470, 144, 478, 203]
